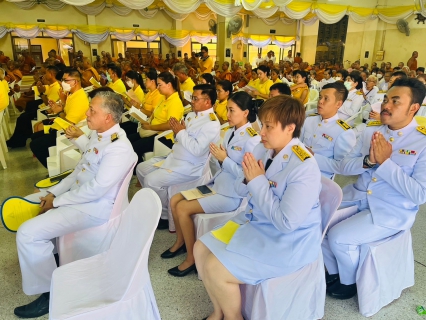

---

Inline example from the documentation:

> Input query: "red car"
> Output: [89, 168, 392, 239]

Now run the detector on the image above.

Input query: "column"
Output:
[216, 15, 233, 64]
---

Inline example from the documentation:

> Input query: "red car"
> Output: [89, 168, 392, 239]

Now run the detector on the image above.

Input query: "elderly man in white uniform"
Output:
[13, 90, 136, 319]
[136, 84, 220, 228]
[323, 78, 426, 299]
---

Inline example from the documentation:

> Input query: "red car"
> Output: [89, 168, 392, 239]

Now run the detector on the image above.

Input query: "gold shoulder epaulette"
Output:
[246, 127, 258, 137]
[417, 126, 426, 135]
[378, 90, 386, 93]
[337, 119, 351, 131]
[367, 120, 382, 127]
[111, 133, 119, 142]
[356, 91, 363, 95]
[292, 145, 311, 162]
[308, 113, 320, 117]
[209, 113, 217, 121]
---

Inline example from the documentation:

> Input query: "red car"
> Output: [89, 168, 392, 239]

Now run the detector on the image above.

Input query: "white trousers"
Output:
[17, 206, 107, 295]
[136, 157, 195, 219]
[322, 209, 398, 285]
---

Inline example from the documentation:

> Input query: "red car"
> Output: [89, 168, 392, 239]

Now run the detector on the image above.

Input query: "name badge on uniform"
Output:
[269, 180, 277, 188]
[322, 133, 333, 141]
[399, 149, 417, 155]
[231, 146, 242, 151]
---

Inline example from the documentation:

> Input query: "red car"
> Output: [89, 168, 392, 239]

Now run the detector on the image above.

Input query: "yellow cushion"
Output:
[1, 197, 40, 232]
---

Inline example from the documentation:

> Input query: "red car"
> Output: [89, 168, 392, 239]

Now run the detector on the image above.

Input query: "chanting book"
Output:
[128, 106, 148, 123]
[89, 77, 101, 88]
[180, 186, 216, 201]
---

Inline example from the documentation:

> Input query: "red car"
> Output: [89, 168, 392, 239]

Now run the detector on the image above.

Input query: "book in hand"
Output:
[180, 185, 216, 201]
[128, 106, 148, 123]
[240, 85, 257, 92]
[89, 77, 101, 88]
[53, 117, 73, 130]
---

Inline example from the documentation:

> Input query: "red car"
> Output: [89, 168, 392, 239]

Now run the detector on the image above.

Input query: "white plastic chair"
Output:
[152, 130, 173, 158]
[49, 188, 162, 320]
[57, 156, 137, 265]
[240, 176, 342, 320]
[167, 155, 212, 232]
[305, 89, 319, 111]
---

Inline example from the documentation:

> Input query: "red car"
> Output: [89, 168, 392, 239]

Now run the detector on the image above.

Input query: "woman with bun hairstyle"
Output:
[163, 91, 261, 277]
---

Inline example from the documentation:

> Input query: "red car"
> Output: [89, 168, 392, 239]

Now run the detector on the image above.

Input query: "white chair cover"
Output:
[193, 198, 247, 240]
[57, 158, 137, 265]
[167, 155, 212, 232]
[240, 177, 343, 319]
[356, 229, 414, 317]
[241, 253, 325, 320]
[49, 188, 162, 320]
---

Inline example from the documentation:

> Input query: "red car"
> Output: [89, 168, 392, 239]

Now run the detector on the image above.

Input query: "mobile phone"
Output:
[197, 185, 212, 195]
[100, 74, 107, 80]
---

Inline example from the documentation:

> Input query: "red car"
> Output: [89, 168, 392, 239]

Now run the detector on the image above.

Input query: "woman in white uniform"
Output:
[194, 95, 322, 320]
[338, 72, 364, 125]
[162, 91, 261, 277]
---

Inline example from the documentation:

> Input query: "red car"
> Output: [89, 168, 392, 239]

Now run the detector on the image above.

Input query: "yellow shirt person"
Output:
[150, 91, 184, 126]
[180, 77, 195, 93]
[51, 88, 89, 130]
[108, 79, 127, 95]
[0, 79, 9, 111]
[214, 99, 228, 122]
[143, 88, 164, 114]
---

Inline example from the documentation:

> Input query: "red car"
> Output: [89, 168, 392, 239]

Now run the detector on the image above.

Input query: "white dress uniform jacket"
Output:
[338, 119, 426, 229]
[338, 90, 364, 125]
[160, 107, 220, 176]
[48, 124, 137, 220]
[211, 123, 260, 197]
[301, 114, 356, 178]
[228, 140, 322, 268]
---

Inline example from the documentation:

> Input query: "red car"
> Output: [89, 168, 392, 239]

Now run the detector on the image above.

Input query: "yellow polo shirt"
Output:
[51, 88, 89, 130]
[45, 81, 61, 102]
[143, 88, 164, 113]
[130, 85, 145, 104]
[273, 78, 282, 84]
[0, 79, 9, 111]
[151, 91, 184, 126]
[257, 79, 273, 100]
[108, 79, 126, 95]
[247, 78, 259, 89]
[215, 99, 228, 121]
[180, 77, 195, 93]
[200, 56, 213, 74]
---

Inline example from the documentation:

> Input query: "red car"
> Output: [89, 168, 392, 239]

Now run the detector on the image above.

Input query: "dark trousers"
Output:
[8, 100, 43, 147]
[30, 130, 58, 168]
[128, 133, 156, 165]
[120, 121, 138, 136]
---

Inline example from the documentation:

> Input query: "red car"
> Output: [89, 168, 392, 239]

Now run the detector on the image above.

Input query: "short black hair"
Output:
[201, 46, 208, 53]
[417, 67, 425, 73]
[217, 80, 233, 95]
[46, 65, 59, 76]
[193, 84, 216, 104]
[63, 68, 81, 81]
[392, 71, 408, 80]
[107, 63, 122, 78]
[348, 71, 363, 90]
[391, 78, 426, 106]
[270, 83, 291, 95]
[322, 82, 349, 102]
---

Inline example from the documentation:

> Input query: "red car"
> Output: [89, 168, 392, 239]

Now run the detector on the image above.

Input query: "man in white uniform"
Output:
[14, 91, 136, 318]
[323, 78, 426, 299]
[136, 84, 220, 228]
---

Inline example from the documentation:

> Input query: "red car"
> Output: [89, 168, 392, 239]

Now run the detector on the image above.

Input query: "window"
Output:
[111, 36, 161, 58]
[248, 43, 296, 67]
[191, 40, 217, 62]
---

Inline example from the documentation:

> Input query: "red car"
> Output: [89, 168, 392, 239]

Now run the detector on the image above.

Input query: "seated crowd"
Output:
[2, 46, 426, 319]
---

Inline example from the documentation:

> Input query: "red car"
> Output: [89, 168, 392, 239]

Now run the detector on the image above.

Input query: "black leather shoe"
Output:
[157, 218, 169, 230]
[14, 292, 50, 318]
[327, 282, 357, 300]
[325, 271, 339, 288]
[168, 264, 197, 277]
[161, 244, 186, 259]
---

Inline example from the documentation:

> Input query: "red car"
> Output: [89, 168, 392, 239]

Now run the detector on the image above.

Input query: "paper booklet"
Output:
[126, 89, 141, 103]
[240, 85, 257, 92]
[128, 106, 148, 123]
[181, 186, 216, 201]
[182, 90, 192, 102]
[89, 77, 101, 88]
[53, 117, 73, 130]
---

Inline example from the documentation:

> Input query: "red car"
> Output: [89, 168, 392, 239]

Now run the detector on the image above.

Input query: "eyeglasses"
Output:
[191, 96, 207, 102]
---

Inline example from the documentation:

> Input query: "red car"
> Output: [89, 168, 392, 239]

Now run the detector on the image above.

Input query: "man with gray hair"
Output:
[173, 62, 195, 105]
[13, 89, 136, 319]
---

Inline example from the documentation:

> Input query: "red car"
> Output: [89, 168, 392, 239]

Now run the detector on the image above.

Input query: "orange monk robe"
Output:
[0, 55, 10, 64]
[21, 57, 36, 74]
[237, 71, 252, 88]
[231, 70, 242, 83]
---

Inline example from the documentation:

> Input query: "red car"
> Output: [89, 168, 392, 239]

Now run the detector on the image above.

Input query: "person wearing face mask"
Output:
[251, 65, 273, 100]
[127, 71, 183, 165]
[30, 68, 89, 168]
[338, 72, 364, 126]
[122, 70, 146, 109]
[163, 92, 260, 277]
[7, 66, 61, 149]
[104, 63, 126, 95]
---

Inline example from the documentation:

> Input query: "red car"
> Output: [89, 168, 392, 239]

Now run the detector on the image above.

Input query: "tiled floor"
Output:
[1, 111, 426, 319]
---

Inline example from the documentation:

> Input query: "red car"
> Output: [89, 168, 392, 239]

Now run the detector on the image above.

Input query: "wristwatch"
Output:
[363, 155, 376, 168]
